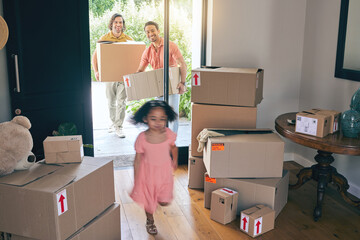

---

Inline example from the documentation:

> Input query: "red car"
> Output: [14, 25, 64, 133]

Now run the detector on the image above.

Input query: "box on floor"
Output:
[204, 170, 289, 218]
[203, 129, 284, 178]
[191, 67, 264, 107]
[97, 41, 145, 82]
[9, 204, 121, 240]
[191, 103, 257, 157]
[124, 67, 180, 101]
[0, 157, 115, 240]
[240, 205, 275, 238]
[188, 153, 206, 189]
[43, 135, 84, 164]
[210, 188, 238, 225]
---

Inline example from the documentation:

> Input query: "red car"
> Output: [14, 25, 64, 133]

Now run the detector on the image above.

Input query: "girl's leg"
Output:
[145, 211, 157, 235]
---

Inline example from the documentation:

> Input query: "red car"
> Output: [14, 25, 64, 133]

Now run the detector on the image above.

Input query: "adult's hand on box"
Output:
[177, 82, 187, 94]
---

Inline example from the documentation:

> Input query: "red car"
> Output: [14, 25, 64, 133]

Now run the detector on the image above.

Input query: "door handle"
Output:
[12, 54, 21, 92]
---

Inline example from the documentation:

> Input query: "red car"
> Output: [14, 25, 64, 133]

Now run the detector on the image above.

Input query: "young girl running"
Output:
[130, 100, 178, 235]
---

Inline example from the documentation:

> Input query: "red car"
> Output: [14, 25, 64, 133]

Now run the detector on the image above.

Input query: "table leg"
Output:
[332, 169, 360, 207]
[289, 167, 312, 189]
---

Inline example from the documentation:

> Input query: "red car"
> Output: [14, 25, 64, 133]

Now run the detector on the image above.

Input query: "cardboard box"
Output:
[295, 111, 332, 137]
[204, 170, 289, 218]
[97, 41, 146, 82]
[191, 67, 264, 107]
[210, 188, 238, 224]
[43, 135, 84, 164]
[191, 103, 257, 157]
[203, 129, 284, 178]
[188, 154, 206, 189]
[307, 109, 341, 133]
[240, 205, 275, 238]
[0, 157, 115, 240]
[9, 204, 121, 240]
[123, 67, 180, 101]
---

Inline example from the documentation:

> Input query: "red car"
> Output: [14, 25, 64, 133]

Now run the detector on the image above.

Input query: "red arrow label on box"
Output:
[57, 189, 68, 216]
[123, 76, 131, 87]
[192, 72, 200, 86]
[254, 217, 263, 236]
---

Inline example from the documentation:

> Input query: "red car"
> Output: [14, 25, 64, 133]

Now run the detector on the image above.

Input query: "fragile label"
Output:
[220, 188, 237, 195]
[254, 217, 263, 236]
[192, 72, 201, 86]
[240, 213, 249, 232]
[211, 143, 224, 151]
[205, 175, 216, 183]
[123, 76, 131, 88]
[57, 189, 68, 216]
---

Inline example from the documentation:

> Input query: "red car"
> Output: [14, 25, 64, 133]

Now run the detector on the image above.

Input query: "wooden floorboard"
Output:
[115, 161, 360, 240]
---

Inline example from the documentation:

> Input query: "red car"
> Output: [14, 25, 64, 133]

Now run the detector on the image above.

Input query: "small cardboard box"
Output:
[295, 111, 332, 137]
[191, 67, 264, 107]
[43, 135, 84, 163]
[203, 129, 284, 178]
[188, 154, 206, 189]
[0, 157, 115, 240]
[123, 67, 180, 101]
[10, 204, 121, 240]
[97, 41, 146, 82]
[191, 103, 257, 157]
[204, 170, 289, 218]
[307, 109, 341, 133]
[210, 188, 238, 224]
[240, 205, 275, 238]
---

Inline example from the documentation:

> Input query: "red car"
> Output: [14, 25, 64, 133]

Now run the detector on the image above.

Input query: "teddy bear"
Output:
[0, 116, 36, 176]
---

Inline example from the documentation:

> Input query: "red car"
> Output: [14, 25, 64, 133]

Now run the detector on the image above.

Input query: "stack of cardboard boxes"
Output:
[188, 67, 289, 238]
[0, 136, 120, 240]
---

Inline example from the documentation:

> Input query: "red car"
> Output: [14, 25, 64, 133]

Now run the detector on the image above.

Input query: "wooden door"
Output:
[3, 0, 93, 157]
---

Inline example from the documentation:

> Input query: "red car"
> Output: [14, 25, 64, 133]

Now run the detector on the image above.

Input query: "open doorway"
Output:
[89, 0, 193, 160]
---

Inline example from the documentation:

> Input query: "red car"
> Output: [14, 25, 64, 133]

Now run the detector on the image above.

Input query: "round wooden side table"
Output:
[275, 112, 360, 221]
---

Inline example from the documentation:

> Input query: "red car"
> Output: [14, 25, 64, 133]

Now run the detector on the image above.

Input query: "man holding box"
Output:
[136, 21, 187, 133]
[92, 13, 133, 138]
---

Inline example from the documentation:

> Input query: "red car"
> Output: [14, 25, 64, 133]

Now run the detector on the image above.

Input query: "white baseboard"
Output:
[288, 153, 360, 199]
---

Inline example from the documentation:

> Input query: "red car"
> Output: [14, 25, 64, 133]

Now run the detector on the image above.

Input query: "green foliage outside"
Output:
[89, 0, 192, 119]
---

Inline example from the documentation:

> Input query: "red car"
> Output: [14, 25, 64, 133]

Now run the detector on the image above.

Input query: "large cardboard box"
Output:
[191, 103, 257, 157]
[123, 67, 180, 101]
[97, 41, 146, 82]
[210, 188, 238, 225]
[0, 157, 115, 240]
[295, 111, 332, 137]
[307, 109, 341, 133]
[9, 204, 121, 240]
[204, 170, 289, 218]
[203, 129, 284, 178]
[191, 67, 264, 107]
[188, 154, 206, 189]
[43, 135, 84, 164]
[240, 205, 275, 238]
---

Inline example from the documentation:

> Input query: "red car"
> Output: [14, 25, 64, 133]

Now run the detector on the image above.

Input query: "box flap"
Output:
[236, 170, 288, 187]
[194, 67, 261, 74]
[0, 163, 62, 187]
[26, 174, 76, 192]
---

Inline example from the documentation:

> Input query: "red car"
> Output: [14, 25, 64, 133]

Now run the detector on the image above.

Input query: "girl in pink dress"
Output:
[130, 100, 178, 235]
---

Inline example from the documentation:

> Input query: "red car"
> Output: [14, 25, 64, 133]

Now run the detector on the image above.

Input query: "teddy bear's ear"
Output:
[11, 116, 31, 129]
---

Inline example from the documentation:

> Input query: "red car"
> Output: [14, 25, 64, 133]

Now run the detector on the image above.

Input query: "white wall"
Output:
[0, 0, 11, 122]
[207, 0, 307, 155]
[207, 0, 360, 197]
[300, 0, 360, 197]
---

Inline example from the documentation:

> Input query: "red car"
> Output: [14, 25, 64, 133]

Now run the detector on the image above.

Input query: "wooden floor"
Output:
[114, 161, 360, 240]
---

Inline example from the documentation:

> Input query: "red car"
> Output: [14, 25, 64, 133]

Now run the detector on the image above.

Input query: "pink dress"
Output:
[130, 128, 177, 214]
